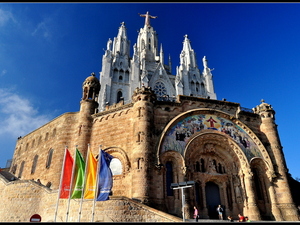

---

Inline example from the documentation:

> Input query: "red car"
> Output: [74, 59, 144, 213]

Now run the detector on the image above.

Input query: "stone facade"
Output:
[1, 12, 299, 222]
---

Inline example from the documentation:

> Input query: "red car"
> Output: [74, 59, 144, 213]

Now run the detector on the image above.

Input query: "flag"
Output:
[96, 150, 113, 201]
[71, 148, 86, 199]
[59, 149, 74, 199]
[83, 150, 98, 199]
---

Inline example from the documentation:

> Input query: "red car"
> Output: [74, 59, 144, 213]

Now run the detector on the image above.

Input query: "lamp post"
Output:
[170, 181, 195, 222]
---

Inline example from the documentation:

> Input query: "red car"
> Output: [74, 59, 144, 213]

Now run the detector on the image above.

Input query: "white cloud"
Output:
[32, 21, 50, 38]
[1, 70, 7, 76]
[0, 88, 51, 137]
[0, 8, 15, 27]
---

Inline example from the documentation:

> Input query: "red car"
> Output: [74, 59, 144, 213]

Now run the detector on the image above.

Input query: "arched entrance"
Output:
[205, 181, 221, 219]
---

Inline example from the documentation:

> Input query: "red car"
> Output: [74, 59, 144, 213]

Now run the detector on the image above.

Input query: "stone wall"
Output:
[0, 176, 182, 222]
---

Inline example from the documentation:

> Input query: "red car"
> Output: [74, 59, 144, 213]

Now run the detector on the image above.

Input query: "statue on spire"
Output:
[138, 11, 157, 27]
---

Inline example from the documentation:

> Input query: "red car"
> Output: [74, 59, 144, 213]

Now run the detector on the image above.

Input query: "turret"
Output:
[131, 86, 156, 204]
[253, 100, 298, 220]
[78, 72, 100, 156]
[81, 72, 100, 115]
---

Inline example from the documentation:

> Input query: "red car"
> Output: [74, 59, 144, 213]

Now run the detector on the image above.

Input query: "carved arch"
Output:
[103, 147, 131, 174]
[156, 108, 274, 175]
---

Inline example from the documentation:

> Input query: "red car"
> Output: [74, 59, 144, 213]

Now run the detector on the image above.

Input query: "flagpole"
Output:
[54, 146, 68, 222]
[65, 145, 77, 222]
[91, 145, 102, 222]
[78, 144, 89, 222]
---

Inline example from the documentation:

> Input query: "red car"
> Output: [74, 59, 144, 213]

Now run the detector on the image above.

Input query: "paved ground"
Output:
[183, 219, 300, 223]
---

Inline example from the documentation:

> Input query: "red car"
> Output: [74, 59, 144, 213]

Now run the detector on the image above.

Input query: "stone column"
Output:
[243, 171, 261, 220]
[230, 174, 239, 216]
[201, 182, 209, 219]
[130, 86, 156, 204]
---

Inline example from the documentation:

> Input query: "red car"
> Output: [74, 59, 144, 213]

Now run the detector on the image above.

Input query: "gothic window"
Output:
[166, 161, 174, 196]
[117, 91, 123, 103]
[201, 83, 205, 95]
[154, 81, 167, 99]
[200, 158, 205, 172]
[119, 75, 123, 81]
[196, 161, 200, 172]
[31, 155, 38, 174]
[46, 148, 54, 169]
[196, 82, 200, 94]
[110, 158, 122, 175]
[217, 163, 222, 173]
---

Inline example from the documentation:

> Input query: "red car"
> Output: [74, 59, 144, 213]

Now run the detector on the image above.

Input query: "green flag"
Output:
[71, 148, 86, 199]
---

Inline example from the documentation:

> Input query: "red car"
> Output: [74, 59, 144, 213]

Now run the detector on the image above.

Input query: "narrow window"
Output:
[31, 155, 38, 174]
[18, 161, 25, 178]
[46, 148, 54, 169]
[166, 161, 174, 196]
[117, 91, 123, 103]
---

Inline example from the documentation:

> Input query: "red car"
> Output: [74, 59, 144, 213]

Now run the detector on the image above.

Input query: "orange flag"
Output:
[83, 149, 98, 199]
[59, 149, 74, 198]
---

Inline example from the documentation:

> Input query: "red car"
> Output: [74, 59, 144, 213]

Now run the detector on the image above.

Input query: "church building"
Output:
[0, 12, 299, 222]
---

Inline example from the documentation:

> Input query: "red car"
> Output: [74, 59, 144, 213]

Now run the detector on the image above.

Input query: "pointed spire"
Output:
[180, 34, 196, 68]
[160, 43, 164, 64]
[168, 54, 172, 74]
[113, 21, 130, 56]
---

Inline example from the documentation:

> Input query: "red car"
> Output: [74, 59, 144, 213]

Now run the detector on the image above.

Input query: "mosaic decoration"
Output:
[161, 114, 262, 161]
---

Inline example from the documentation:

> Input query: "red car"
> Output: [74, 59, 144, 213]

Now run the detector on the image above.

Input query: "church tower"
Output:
[97, 12, 217, 112]
[98, 21, 131, 112]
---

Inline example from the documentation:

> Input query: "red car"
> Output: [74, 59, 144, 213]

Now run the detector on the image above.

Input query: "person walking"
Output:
[245, 216, 251, 222]
[227, 216, 234, 222]
[238, 213, 245, 222]
[193, 206, 199, 222]
[216, 205, 224, 220]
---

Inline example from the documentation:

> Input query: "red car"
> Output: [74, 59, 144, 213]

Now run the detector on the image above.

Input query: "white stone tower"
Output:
[98, 12, 217, 112]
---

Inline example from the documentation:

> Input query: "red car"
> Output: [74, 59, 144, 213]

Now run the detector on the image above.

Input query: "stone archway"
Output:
[184, 130, 251, 219]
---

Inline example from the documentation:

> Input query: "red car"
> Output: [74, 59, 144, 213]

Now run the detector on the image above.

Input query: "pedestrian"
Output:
[238, 213, 245, 222]
[245, 216, 251, 222]
[216, 204, 224, 220]
[193, 206, 199, 222]
[227, 216, 234, 222]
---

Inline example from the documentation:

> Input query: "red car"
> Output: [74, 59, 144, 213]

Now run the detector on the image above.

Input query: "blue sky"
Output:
[0, 2, 300, 180]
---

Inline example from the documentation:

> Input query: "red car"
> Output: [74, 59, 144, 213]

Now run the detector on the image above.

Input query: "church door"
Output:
[205, 181, 221, 219]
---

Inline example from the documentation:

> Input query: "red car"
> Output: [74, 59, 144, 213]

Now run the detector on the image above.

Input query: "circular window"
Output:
[154, 82, 167, 97]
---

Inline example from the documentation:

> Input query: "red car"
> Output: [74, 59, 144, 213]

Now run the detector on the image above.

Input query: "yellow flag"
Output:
[83, 150, 98, 199]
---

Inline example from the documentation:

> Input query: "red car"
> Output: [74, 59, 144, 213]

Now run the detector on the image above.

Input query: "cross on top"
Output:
[138, 11, 157, 27]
